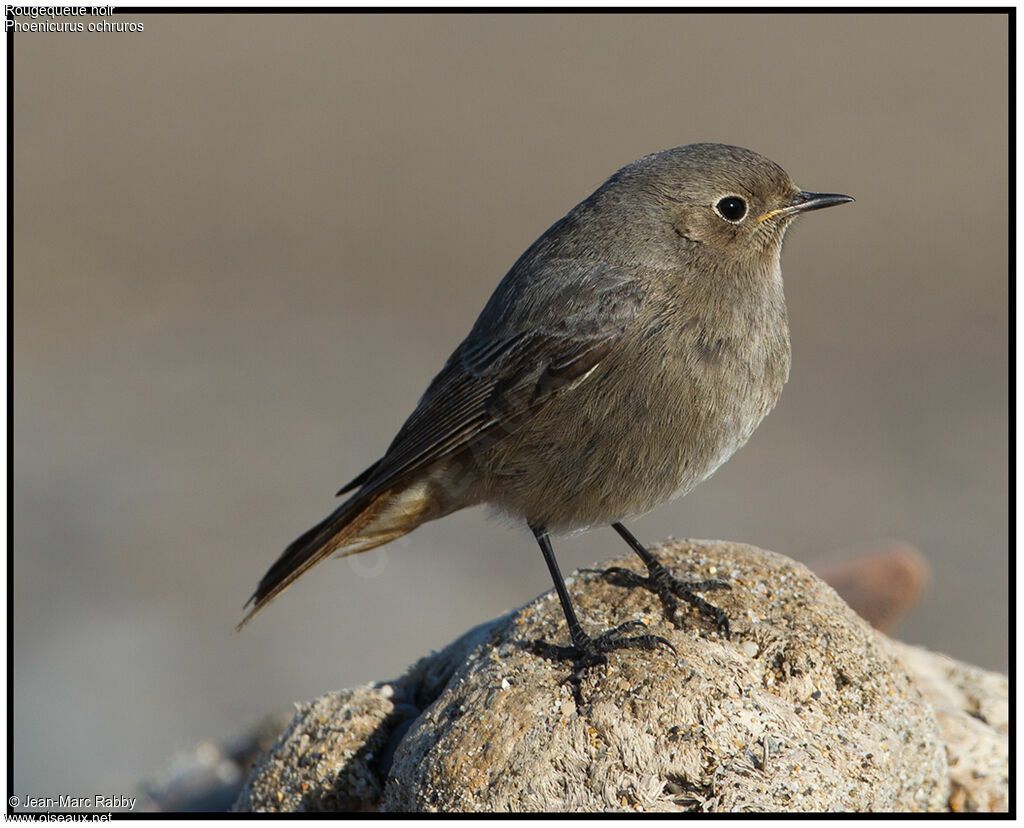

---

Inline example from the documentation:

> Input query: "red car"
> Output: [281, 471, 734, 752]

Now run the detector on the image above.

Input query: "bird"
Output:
[240, 143, 853, 675]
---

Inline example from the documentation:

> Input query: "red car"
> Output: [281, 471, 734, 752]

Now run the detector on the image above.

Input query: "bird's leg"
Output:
[600, 522, 732, 638]
[531, 525, 673, 687]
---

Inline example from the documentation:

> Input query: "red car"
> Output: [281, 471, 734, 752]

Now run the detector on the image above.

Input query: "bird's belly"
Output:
[477, 343, 786, 531]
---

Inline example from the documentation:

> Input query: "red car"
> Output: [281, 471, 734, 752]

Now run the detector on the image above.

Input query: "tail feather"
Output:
[238, 478, 447, 629]
[238, 491, 390, 629]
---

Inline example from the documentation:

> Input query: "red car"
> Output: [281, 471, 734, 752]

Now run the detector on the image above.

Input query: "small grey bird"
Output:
[242, 143, 852, 673]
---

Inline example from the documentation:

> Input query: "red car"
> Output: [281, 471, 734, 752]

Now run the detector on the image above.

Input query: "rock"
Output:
[139, 715, 289, 812]
[812, 541, 929, 634]
[888, 641, 1008, 812]
[232, 687, 392, 812]
[233, 540, 1005, 812]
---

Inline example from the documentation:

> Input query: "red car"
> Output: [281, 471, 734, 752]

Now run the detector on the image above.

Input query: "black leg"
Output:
[530, 524, 674, 685]
[606, 522, 731, 638]
[533, 524, 590, 652]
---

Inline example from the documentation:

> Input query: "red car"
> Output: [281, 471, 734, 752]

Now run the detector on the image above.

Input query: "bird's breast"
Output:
[476, 290, 791, 531]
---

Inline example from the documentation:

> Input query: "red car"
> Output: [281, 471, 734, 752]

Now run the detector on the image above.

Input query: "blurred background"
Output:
[12, 11, 1008, 802]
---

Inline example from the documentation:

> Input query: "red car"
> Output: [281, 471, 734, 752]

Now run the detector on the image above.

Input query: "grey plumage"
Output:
[241, 143, 852, 660]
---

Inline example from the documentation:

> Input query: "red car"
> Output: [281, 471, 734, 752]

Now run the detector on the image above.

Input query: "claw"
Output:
[557, 622, 677, 702]
[579, 566, 644, 587]
[673, 578, 731, 594]
[596, 559, 731, 637]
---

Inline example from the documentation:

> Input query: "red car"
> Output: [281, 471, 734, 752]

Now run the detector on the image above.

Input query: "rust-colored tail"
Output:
[238, 482, 437, 629]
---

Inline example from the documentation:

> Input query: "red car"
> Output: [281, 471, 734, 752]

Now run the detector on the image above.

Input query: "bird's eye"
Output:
[714, 196, 747, 223]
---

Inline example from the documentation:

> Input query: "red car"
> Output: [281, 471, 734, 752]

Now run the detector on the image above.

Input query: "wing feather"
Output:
[342, 264, 645, 500]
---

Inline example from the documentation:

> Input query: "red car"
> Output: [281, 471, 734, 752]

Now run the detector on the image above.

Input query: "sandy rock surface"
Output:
[233, 540, 1005, 813]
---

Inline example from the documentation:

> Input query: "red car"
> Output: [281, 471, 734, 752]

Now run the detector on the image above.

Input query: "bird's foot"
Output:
[590, 560, 732, 638]
[533, 620, 675, 704]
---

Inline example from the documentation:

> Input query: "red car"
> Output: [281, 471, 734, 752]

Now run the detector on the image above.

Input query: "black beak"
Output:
[790, 191, 855, 213]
